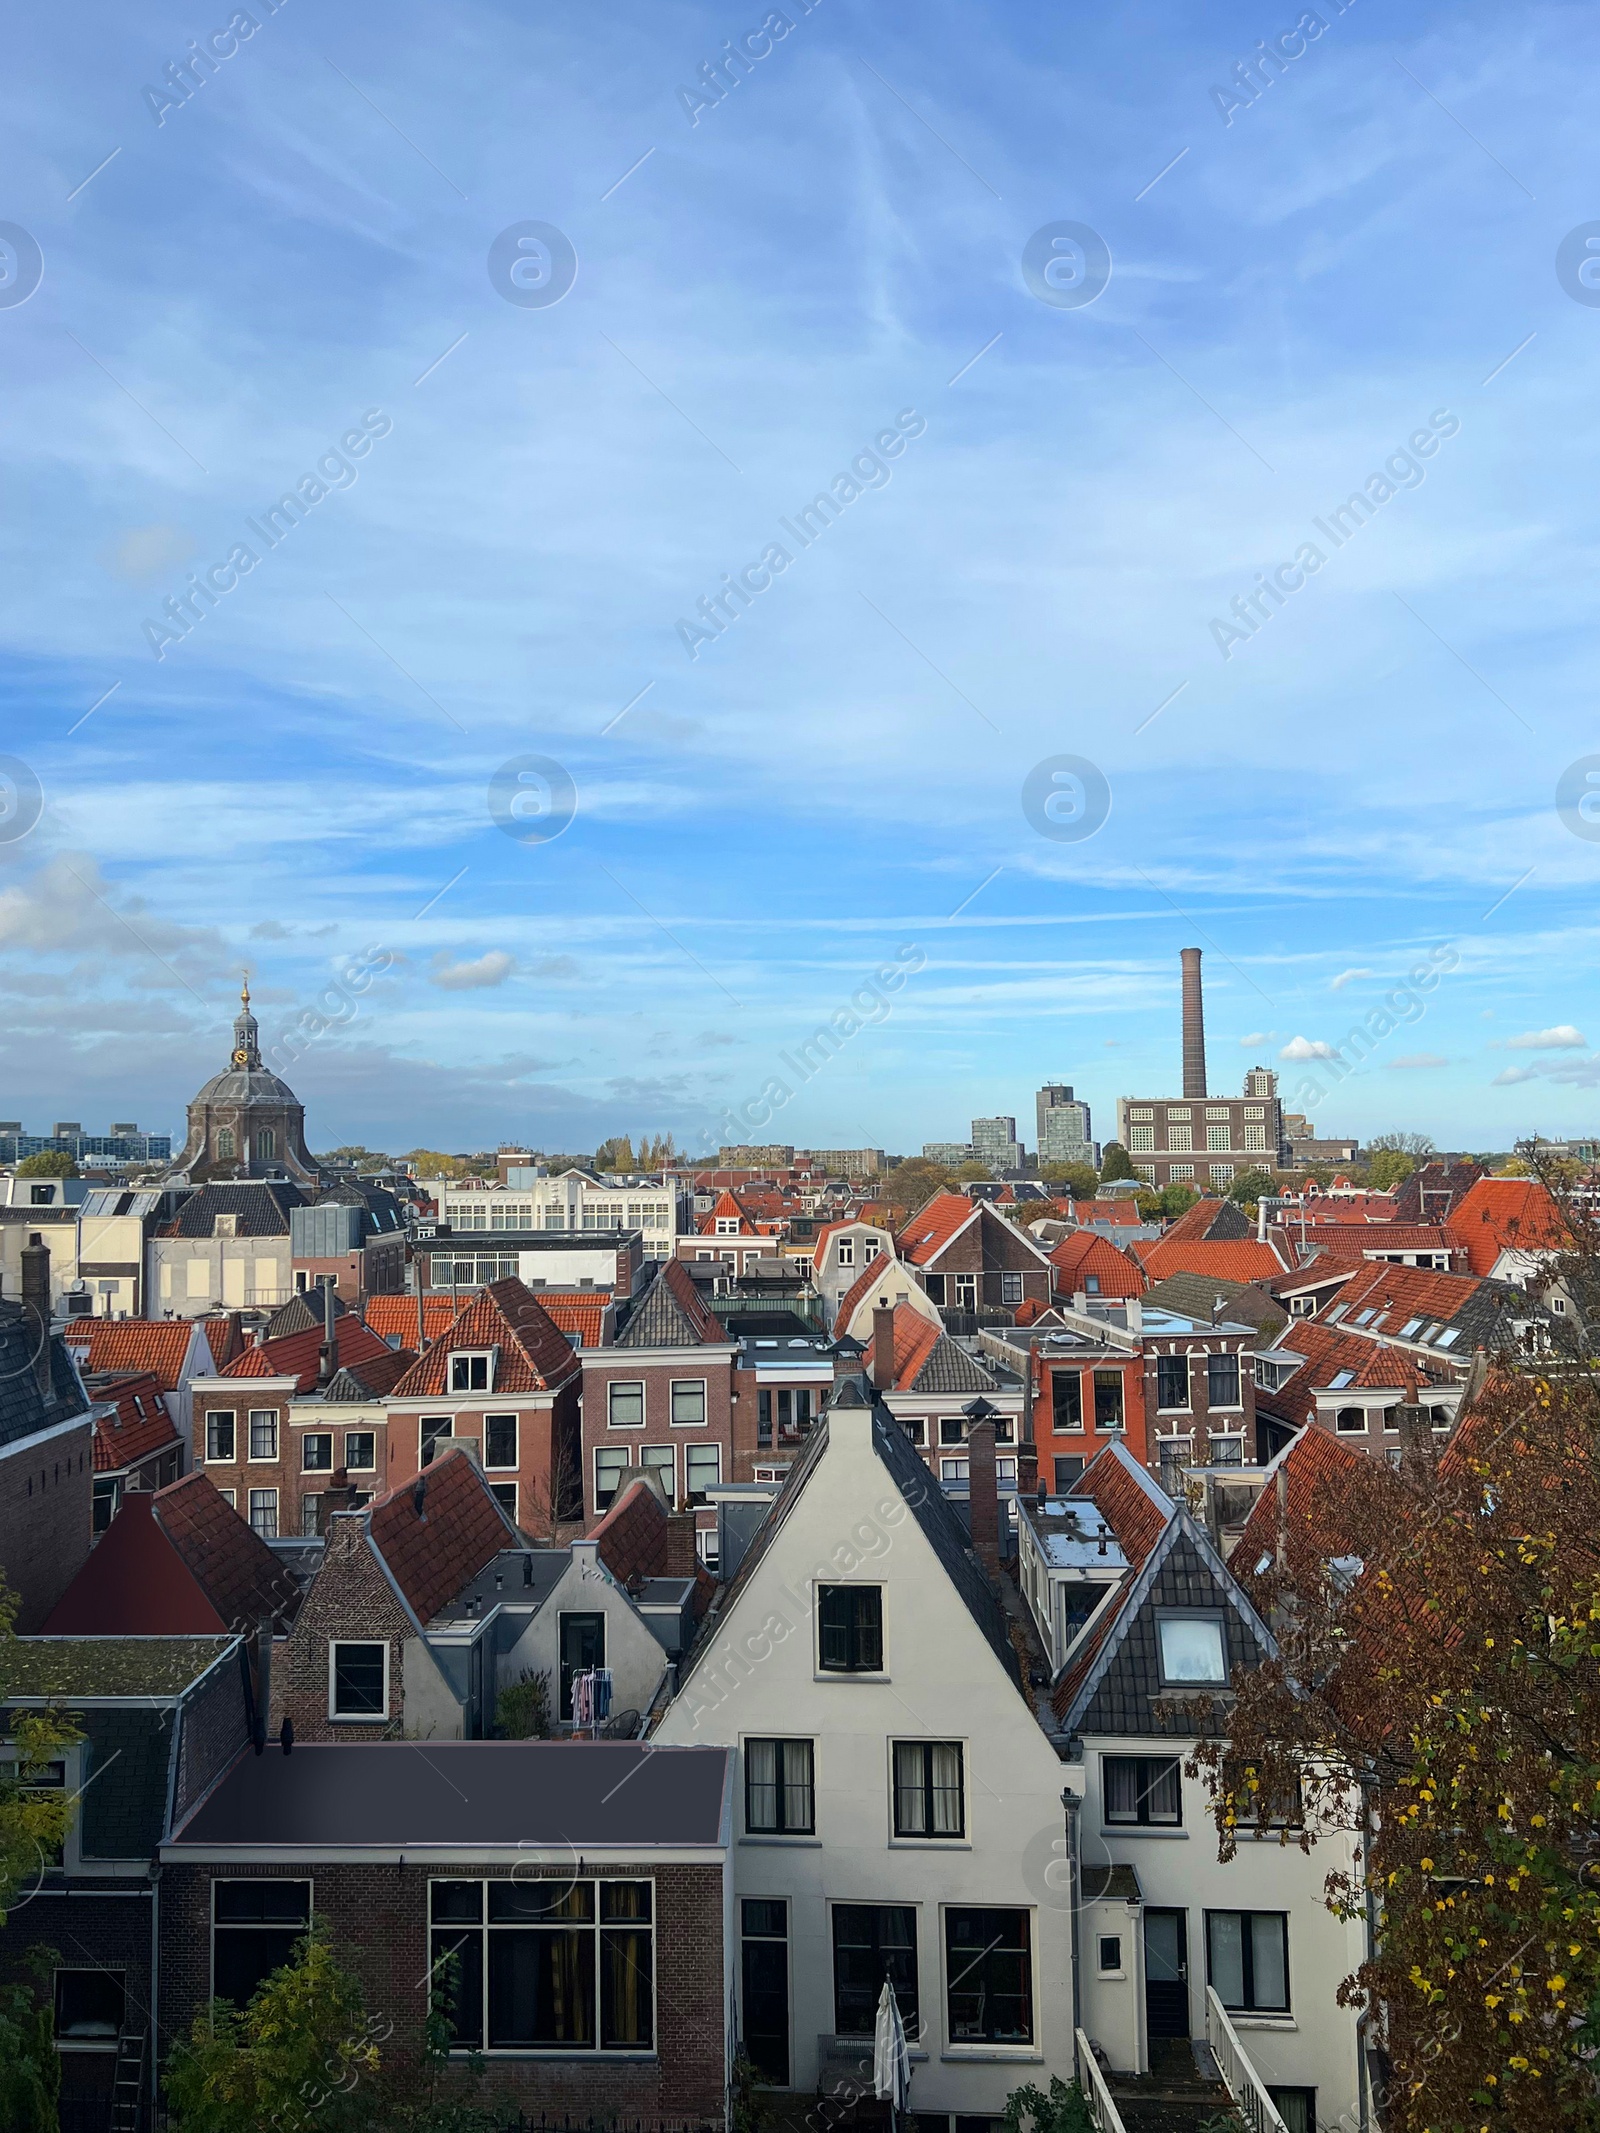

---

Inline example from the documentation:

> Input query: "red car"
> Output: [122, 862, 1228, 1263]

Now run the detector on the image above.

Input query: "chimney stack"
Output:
[21, 1232, 52, 1399]
[966, 1416, 1000, 1577]
[316, 1280, 337, 1389]
[871, 1306, 896, 1391]
[1181, 947, 1207, 1099]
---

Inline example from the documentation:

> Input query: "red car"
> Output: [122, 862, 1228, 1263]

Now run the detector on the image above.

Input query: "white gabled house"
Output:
[654, 1374, 1077, 2125]
[1033, 1441, 1365, 2133]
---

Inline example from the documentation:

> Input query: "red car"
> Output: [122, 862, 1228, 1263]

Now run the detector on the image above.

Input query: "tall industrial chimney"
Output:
[1181, 947, 1207, 1099]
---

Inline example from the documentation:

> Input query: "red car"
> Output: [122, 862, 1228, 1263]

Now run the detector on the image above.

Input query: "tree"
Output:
[952, 1160, 994, 1183]
[1226, 1168, 1278, 1209]
[1196, 1357, 1600, 2133]
[399, 1150, 467, 1180]
[1160, 1183, 1199, 1219]
[879, 1160, 954, 1224]
[15, 1151, 75, 1179]
[0, 1577, 81, 1926]
[1039, 1161, 1100, 1200]
[1134, 1190, 1166, 1221]
[1002, 2075, 1094, 2133]
[317, 1145, 390, 1174]
[1369, 1131, 1436, 1158]
[494, 1669, 552, 1739]
[165, 1923, 382, 2133]
[1098, 1141, 1135, 1182]
[1367, 1147, 1418, 1191]
[0, 1949, 61, 2133]
[593, 1136, 637, 1172]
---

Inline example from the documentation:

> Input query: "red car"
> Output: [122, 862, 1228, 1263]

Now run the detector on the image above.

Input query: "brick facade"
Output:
[273, 1516, 413, 1741]
[0, 1421, 94, 1628]
[174, 1645, 253, 1819]
[157, 1860, 727, 2119]
[580, 1356, 737, 1523]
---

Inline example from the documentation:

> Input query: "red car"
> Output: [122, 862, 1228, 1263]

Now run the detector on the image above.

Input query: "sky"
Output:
[2, 0, 1599, 1162]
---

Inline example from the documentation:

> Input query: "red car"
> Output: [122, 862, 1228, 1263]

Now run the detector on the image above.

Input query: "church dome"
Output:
[190, 1066, 303, 1107]
[167, 976, 323, 1186]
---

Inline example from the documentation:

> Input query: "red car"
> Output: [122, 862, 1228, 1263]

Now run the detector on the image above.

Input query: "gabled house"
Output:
[1048, 1228, 1146, 1303]
[1024, 1441, 1362, 2123]
[1290, 1258, 1542, 1368]
[654, 1375, 1077, 2118]
[580, 1258, 738, 1543]
[150, 1180, 308, 1318]
[385, 1277, 583, 1536]
[1250, 1319, 1464, 1459]
[861, 1302, 1024, 1492]
[898, 1192, 1055, 1320]
[62, 1314, 219, 1434]
[1447, 1174, 1567, 1282]
[811, 1218, 895, 1315]
[829, 1250, 943, 1340]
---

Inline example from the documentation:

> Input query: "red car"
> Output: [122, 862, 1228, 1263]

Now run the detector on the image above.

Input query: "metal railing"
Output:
[1074, 2028, 1130, 2133]
[1205, 1985, 1291, 2133]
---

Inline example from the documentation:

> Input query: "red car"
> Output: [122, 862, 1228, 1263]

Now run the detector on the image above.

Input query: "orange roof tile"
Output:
[1448, 1177, 1567, 1275]
[62, 1318, 204, 1392]
[366, 1294, 457, 1346]
[88, 1371, 180, 1472]
[1138, 1238, 1287, 1284]
[1233, 1425, 1372, 1589]
[1050, 1445, 1175, 1718]
[898, 1192, 977, 1266]
[1048, 1229, 1146, 1299]
[861, 1304, 942, 1391]
[222, 1313, 395, 1392]
[388, 1278, 581, 1397]
[536, 1292, 610, 1350]
[366, 1447, 516, 1625]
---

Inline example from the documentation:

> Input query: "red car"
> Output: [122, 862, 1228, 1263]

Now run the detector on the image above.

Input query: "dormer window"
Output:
[449, 1350, 494, 1393]
[838, 1240, 855, 1267]
[715, 1217, 739, 1235]
[213, 1213, 239, 1238]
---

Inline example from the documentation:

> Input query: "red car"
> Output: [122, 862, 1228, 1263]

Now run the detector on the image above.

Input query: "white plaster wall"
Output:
[402, 1634, 466, 1739]
[656, 1405, 1077, 2115]
[498, 1547, 668, 1723]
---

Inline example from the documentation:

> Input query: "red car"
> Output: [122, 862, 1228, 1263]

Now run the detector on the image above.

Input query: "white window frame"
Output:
[669, 1378, 707, 1427]
[300, 1431, 334, 1474]
[592, 1445, 631, 1513]
[247, 1409, 279, 1462]
[205, 1408, 237, 1463]
[608, 1380, 646, 1429]
[342, 1429, 377, 1472]
[328, 1638, 390, 1723]
[247, 1487, 278, 1538]
[449, 1349, 496, 1395]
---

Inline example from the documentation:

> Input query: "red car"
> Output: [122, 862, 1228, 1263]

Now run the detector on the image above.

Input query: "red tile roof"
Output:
[1258, 1320, 1438, 1428]
[1448, 1177, 1567, 1274]
[898, 1193, 977, 1266]
[366, 1294, 457, 1347]
[367, 1446, 517, 1625]
[1233, 1425, 1372, 1589]
[88, 1372, 180, 1472]
[1085, 1199, 1144, 1228]
[829, 1254, 914, 1335]
[62, 1318, 205, 1391]
[44, 1471, 298, 1635]
[154, 1470, 301, 1629]
[1272, 1221, 1466, 1265]
[1048, 1230, 1146, 1300]
[221, 1313, 395, 1392]
[1050, 1444, 1174, 1718]
[388, 1279, 581, 1397]
[1138, 1237, 1288, 1285]
[1318, 1258, 1488, 1332]
[861, 1304, 942, 1392]
[536, 1292, 610, 1350]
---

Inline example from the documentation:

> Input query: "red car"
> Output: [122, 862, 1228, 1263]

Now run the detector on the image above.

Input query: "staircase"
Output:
[109, 2027, 146, 2133]
[1106, 2039, 1243, 2133]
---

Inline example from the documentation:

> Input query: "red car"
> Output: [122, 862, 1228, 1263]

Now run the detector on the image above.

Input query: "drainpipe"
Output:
[1062, 1784, 1083, 2036]
[1357, 1763, 1377, 2133]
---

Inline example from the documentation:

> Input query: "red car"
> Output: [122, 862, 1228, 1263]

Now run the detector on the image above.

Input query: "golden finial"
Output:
[241, 968, 251, 1007]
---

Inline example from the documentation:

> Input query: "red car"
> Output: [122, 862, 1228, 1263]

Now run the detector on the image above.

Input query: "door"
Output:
[740, 1899, 790, 2085]
[1144, 1908, 1190, 2038]
[558, 1611, 605, 1721]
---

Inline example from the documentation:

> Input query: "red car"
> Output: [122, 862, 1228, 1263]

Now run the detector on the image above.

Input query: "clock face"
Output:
[232, 1048, 250, 1066]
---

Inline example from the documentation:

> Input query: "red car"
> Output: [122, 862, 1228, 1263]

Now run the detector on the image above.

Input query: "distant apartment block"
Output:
[716, 1144, 795, 1168]
[796, 1147, 884, 1176]
[1036, 1084, 1096, 1167]
[437, 1168, 685, 1260]
[0, 1120, 172, 1167]
[971, 1116, 1022, 1172]
[923, 1142, 974, 1166]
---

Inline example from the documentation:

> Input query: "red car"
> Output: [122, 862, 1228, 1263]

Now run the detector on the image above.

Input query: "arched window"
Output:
[216, 1127, 236, 1160]
[256, 1128, 276, 1161]
[1334, 1407, 1365, 1433]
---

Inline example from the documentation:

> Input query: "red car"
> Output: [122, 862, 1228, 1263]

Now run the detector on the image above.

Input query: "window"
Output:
[745, 1739, 814, 1833]
[1209, 1434, 1244, 1467]
[1000, 1272, 1023, 1305]
[559, 1614, 605, 1722]
[608, 1381, 645, 1428]
[1244, 1125, 1268, 1152]
[329, 1641, 387, 1720]
[301, 1433, 333, 1472]
[490, 1481, 518, 1520]
[1206, 1124, 1232, 1152]
[257, 1128, 276, 1161]
[1093, 1370, 1124, 1431]
[54, 1968, 125, 2041]
[892, 1742, 964, 1838]
[833, 1906, 917, 2037]
[248, 1488, 278, 1538]
[940, 1416, 966, 1447]
[429, 1879, 653, 2052]
[741, 1899, 790, 2086]
[205, 1409, 236, 1462]
[1051, 1372, 1082, 1432]
[1128, 1124, 1154, 1153]
[1210, 1163, 1234, 1184]
[641, 1444, 676, 1506]
[900, 1417, 926, 1446]
[1170, 1163, 1194, 1181]
[1267, 2089, 1317, 2133]
[421, 1417, 453, 1466]
[946, 1908, 1032, 2044]
[1053, 1455, 1084, 1489]
[1335, 1406, 1366, 1433]
[593, 1447, 629, 1513]
[864, 1240, 880, 1262]
[941, 1457, 969, 1484]
[216, 1127, 236, 1159]
[212, 1881, 312, 2007]
[1207, 1911, 1289, 2014]
[248, 1410, 278, 1460]
[954, 1274, 977, 1310]
[1103, 1754, 1181, 1826]
[1158, 1614, 1227, 1685]
[818, 1585, 883, 1673]
[1167, 1124, 1193, 1152]
[685, 1444, 720, 1504]
[1098, 1937, 1123, 1973]
[1208, 1353, 1240, 1408]
[343, 1430, 375, 1471]
[450, 1353, 491, 1393]
[837, 1239, 855, 1266]
[670, 1379, 706, 1426]
[1156, 1356, 1189, 1410]
[484, 1415, 518, 1469]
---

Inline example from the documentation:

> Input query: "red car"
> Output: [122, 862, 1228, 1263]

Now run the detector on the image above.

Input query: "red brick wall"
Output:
[0, 1423, 94, 1628]
[1032, 1355, 1147, 1483]
[580, 1359, 735, 1522]
[157, 1860, 726, 2118]
[274, 1519, 414, 1742]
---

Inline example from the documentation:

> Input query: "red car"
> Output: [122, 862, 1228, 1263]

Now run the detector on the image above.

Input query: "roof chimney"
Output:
[871, 1305, 896, 1390]
[316, 1280, 337, 1389]
[965, 1411, 1000, 1577]
[21, 1233, 52, 1399]
[1181, 947, 1207, 1099]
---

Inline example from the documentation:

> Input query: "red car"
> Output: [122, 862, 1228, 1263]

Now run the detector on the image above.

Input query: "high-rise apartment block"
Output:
[1035, 1084, 1096, 1167]
[971, 1116, 1022, 1173]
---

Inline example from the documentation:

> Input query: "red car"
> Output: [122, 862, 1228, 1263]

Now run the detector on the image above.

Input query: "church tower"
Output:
[168, 977, 322, 1184]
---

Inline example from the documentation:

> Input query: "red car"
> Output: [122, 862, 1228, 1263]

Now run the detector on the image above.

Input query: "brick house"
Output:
[898, 1193, 1055, 1320]
[982, 1318, 1149, 1493]
[288, 1181, 408, 1301]
[385, 1278, 584, 1536]
[860, 1303, 1025, 1495]
[0, 1238, 95, 1629]
[579, 1260, 738, 1540]
[157, 1739, 732, 2118]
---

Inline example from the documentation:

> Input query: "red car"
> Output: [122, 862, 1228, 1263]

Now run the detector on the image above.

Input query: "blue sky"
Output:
[2, 0, 1598, 1160]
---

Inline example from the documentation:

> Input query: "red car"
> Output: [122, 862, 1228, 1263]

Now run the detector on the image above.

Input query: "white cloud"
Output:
[1491, 1065, 1538, 1086]
[1329, 969, 1372, 991]
[1388, 1053, 1447, 1070]
[1238, 1031, 1270, 1047]
[1541, 1054, 1600, 1088]
[1504, 1025, 1587, 1050]
[428, 950, 515, 991]
[0, 849, 226, 980]
[1280, 1035, 1338, 1061]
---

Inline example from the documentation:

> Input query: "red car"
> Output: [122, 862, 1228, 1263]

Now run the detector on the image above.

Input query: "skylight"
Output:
[1436, 1327, 1461, 1347]
[1326, 1304, 1348, 1322]
[1329, 1369, 1355, 1389]
[1399, 1317, 1423, 1338]
[1354, 1308, 1376, 1326]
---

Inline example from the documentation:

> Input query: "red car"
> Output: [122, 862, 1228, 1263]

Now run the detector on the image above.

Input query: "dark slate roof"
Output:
[907, 1330, 1001, 1394]
[79, 1707, 177, 1860]
[312, 1181, 405, 1231]
[262, 1290, 350, 1338]
[1139, 1273, 1288, 1337]
[167, 1741, 731, 1849]
[614, 1259, 727, 1348]
[317, 1350, 418, 1400]
[163, 1182, 305, 1238]
[0, 1303, 92, 1452]
[6, 1636, 233, 1698]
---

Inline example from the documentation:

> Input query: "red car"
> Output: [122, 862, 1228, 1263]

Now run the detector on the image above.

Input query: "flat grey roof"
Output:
[168, 1741, 729, 1850]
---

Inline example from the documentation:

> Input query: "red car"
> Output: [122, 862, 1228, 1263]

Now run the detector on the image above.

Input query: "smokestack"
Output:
[1181, 947, 1207, 1099]
[317, 1280, 337, 1389]
[966, 1416, 999, 1576]
[871, 1306, 896, 1391]
[22, 1233, 52, 1399]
